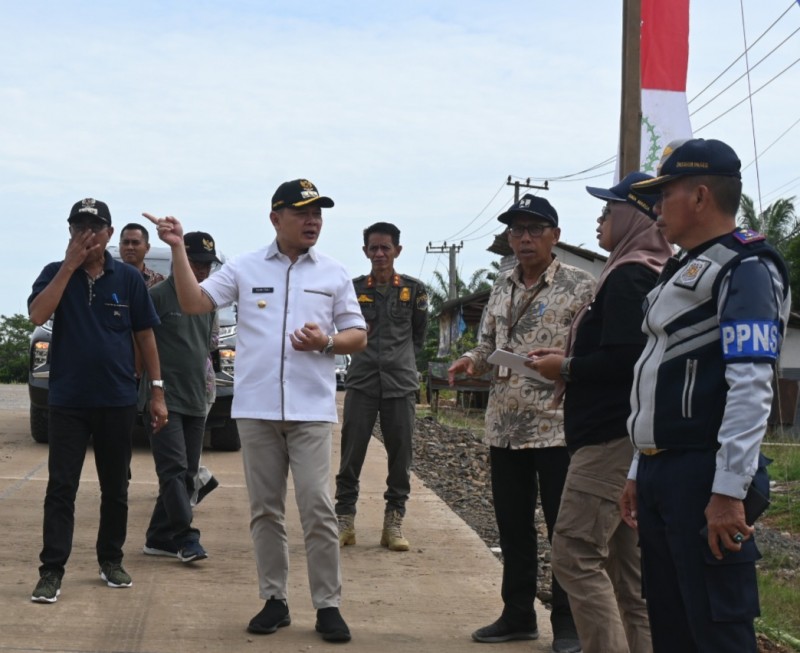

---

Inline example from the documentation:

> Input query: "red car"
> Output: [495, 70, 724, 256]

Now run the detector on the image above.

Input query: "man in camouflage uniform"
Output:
[449, 195, 594, 653]
[335, 222, 428, 551]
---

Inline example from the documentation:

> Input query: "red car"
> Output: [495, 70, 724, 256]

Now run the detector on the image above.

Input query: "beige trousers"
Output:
[551, 437, 652, 653]
[238, 419, 341, 609]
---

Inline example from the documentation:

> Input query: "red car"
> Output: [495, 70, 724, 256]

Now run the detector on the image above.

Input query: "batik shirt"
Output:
[464, 257, 594, 449]
[142, 264, 166, 289]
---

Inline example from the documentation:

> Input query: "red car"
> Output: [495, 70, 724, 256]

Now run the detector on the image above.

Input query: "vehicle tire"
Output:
[30, 405, 49, 444]
[210, 419, 240, 451]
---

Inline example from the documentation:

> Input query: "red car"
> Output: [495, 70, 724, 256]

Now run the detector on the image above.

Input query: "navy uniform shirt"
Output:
[29, 251, 159, 408]
[345, 273, 428, 398]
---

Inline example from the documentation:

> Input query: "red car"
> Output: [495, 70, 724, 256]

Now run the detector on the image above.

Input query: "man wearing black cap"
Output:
[140, 231, 222, 564]
[29, 198, 168, 603]
[448, 195, 594, 653]
[144, 179, 366, 643]
[619, 139, 791, 652]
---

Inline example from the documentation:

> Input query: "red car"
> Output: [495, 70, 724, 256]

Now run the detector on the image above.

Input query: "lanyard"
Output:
[507, 277, 546, 340]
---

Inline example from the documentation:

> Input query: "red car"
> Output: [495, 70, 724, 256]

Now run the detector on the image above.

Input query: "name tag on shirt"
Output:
[252, 287, 274, 293]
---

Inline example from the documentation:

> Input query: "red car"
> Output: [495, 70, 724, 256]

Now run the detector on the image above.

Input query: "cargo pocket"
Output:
[554, 489, 617, 547]
[702, 539, 761, 621]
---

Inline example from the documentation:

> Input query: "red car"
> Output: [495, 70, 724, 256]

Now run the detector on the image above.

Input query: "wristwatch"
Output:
[560, 357, 572, 383]
[150, 379, 165, 390]
[322, 334, 335, 355]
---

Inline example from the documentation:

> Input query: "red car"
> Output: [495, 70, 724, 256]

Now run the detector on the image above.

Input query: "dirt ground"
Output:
[0, 386, 555, 653]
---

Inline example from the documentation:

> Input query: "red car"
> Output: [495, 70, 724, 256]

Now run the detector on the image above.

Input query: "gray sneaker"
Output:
[31, 571, 62, 603]
[99, 562, 132, 588]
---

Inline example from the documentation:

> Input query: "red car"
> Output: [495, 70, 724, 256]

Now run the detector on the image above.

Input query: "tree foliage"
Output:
[738, 195, 800, 310]
[0, 313, 34, 383]
[738, 194, 798, 255]
[418, 266, 494, 372]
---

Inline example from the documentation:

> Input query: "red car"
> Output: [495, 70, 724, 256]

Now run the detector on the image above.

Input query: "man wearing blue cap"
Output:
[449, 195, 594, 653]
[619, 139, 791, 652]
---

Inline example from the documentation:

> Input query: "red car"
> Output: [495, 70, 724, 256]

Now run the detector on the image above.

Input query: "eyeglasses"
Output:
[120, 238, 143, 246]
[598, 205, 612, 223]
[70, 222, 108, 233]
[507, 224, 551, 238]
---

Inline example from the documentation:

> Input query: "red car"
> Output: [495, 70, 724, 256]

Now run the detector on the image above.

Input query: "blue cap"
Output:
[497, 194, 558, 227]
[586, 171, 658, 219]
[631, 138, 742, 193]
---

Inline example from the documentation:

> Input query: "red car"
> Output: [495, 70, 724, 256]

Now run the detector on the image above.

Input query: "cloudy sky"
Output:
[2, 1, 798, 318]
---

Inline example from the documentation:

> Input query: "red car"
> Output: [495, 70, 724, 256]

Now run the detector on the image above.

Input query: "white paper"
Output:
[486, 349, 553, 384]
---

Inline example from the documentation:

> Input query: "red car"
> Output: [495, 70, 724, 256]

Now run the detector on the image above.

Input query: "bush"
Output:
[0, 313, 34, 383]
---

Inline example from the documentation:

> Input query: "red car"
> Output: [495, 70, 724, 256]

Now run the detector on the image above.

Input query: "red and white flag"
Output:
[640, 0, 693, 172]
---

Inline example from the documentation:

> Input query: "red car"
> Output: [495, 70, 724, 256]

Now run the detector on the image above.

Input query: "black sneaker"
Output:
[315, 607, 351, 643]
[472, 617, 539, 643]
[99, 561, 132, 588]
[143, 540, 179, 558]
[178, 540, 208, 563]
[31, 570, 62, 603]
[247, 597, 291, 634]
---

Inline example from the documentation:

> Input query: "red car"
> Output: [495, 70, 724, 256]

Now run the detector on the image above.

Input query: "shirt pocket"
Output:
[389, 296, 413, 321]
[102, 301, 131, 331]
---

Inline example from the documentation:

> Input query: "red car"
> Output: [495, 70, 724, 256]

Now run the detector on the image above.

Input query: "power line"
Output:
[689, 25, 800, 117]
[441, 181, 506, 242]
[688, 1, 797, 105]
[694, 55, 800, 132]
[742, 115, 800, 171]
[740, 0, 764, 213]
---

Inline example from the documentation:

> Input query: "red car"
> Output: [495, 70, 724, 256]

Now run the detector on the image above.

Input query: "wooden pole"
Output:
[619, 0, 642, 176]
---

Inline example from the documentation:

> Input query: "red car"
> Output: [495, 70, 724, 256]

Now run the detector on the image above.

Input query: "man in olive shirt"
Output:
[335, 222, 428, 551]
[140, 231, 220, 563]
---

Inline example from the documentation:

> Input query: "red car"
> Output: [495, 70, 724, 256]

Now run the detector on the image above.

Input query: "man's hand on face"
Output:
[65, 229, 103, 272]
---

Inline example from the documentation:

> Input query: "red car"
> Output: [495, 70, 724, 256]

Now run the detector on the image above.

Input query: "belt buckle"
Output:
[640, 448, 664, 456]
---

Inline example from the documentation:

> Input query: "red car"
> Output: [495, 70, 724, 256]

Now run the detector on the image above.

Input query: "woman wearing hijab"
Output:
[530, 172, 673, 653]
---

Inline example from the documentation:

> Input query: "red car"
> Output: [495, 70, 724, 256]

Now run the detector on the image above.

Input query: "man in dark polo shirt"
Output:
[28, 197, 168, 604]
[140, 231, 220, 564]
[335, 221, 428, 551]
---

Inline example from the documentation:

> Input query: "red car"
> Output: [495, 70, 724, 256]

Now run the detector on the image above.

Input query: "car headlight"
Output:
[219, 348, 236, 376]
[32, 341, 49, 370]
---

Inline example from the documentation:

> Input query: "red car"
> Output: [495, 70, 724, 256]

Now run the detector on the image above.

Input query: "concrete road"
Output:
[0, 385, 554, 652]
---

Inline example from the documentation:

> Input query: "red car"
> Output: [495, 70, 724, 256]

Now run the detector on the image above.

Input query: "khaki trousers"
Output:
[238, 419, 341, 609]
[551, 437, 652, 653]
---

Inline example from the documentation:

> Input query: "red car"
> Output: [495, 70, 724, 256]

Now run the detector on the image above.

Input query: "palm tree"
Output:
[426, 267, 492, 314]
[738, 194, 798, 255]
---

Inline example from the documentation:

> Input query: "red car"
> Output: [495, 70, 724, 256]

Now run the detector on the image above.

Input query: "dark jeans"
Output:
[490, 445, 575, 634]
[637, 450, 759, 653]
[335, 389, 415, 516]
[40, 405, 136, 576]
[145, 411, 205, 546]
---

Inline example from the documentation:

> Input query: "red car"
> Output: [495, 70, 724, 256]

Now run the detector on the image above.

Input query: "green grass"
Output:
[761, 439, 800, 537]
[755, 434, 800, 650]
[756, 572, 800, 650]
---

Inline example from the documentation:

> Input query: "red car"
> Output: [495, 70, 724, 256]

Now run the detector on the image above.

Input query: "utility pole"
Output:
[426, 241, 463, 300]
[506, 176, 549, 202]
[618, 0, 642, 177]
